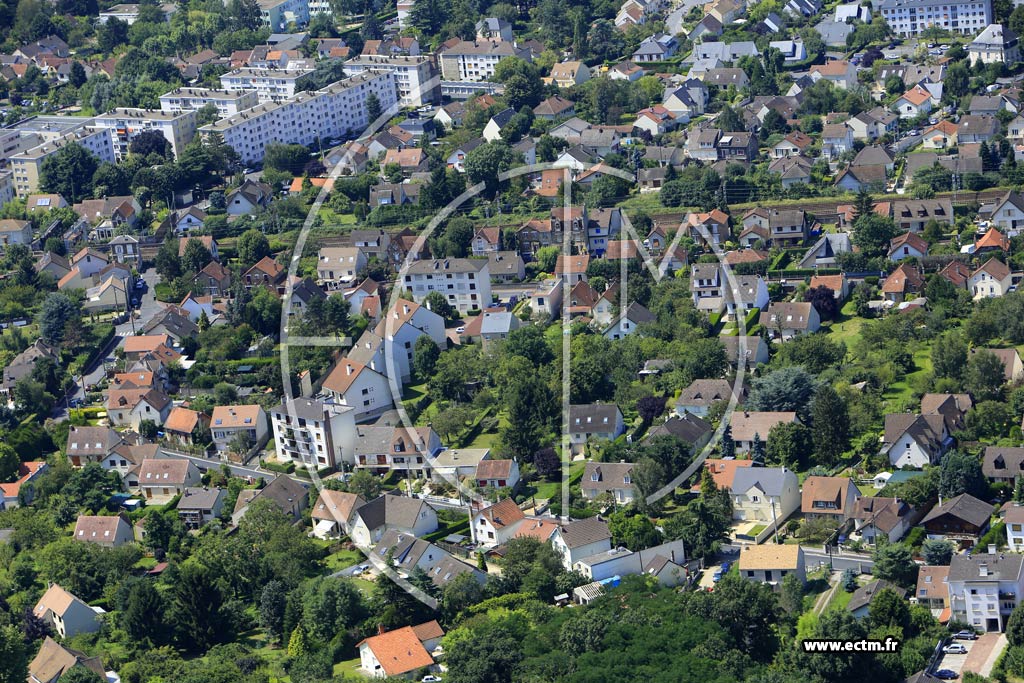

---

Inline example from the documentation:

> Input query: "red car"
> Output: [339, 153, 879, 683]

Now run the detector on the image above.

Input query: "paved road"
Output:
[159, 449, 272, 482]
[55, 267, 163, 420]
[723, 542, 874, 573]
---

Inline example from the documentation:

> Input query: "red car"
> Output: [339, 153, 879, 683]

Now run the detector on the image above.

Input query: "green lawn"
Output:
[826, 586, 854, 612]
[333, 657, 364, 679]
[881, 347, 933, 409]
[823, 300, 867, 346]
[324, 548, 364, 572]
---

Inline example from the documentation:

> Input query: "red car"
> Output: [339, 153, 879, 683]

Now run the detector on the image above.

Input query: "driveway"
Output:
[962, 633, 1006, 678]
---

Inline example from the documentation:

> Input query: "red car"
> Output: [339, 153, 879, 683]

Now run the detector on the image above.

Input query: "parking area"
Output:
[934, 640, 971, 677]
[933, 633, 1005, 679]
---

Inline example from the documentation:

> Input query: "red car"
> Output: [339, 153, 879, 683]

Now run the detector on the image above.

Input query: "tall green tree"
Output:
[966, 349, 1008, 400]
[0, 625, 27, 683]
[38, 293, 79, 346]
[121, 578, 168, 645]
[39, 143, 97, 203]
[171, 563, 229, 651]
[811, 385, 849, 465]
[236, 229, 271, 267]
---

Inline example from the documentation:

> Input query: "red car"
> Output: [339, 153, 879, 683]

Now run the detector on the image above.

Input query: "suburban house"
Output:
[210, 404, 269, 455]
[759, 302, 820, 340]
[138, 458, 201, 503]
[475, 459, 520, 489]
[984, 446, 1024, 483]
[922, 494, 995, 546]
[728, 411, 800, 453]
[573, 539, 687, 583]
[851, 496, 915, 544]
[582, 461, 636, 505]
[357, 622, 439, 679]
[73, 514, 134, 547]
[471, 498, 526, 547]
[888, 232, 929, 261]
[738, 544, 805, 586]
[801, 476, 861, 522]
[231, 475, 309, 524]
[969, 258, 1014, 299]
[882, 413, 951, 469]
[694, 458, 754, 494]
[730, 466, 801, 524]
[568, 403, 625, 453]
[33, 584, 101, 639]
[28, 637, 106, 683]
[551, 516, 613, 571]
[848, 579, 906, 619]
[675, 379, 743, 417]
[310, 489, 366, 539]
[321, 358, 393, 423]
[176, 487, 226, 529]
[349, 493, 439, 547]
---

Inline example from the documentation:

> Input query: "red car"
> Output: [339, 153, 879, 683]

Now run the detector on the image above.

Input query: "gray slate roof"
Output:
[730, 467, 793, 497]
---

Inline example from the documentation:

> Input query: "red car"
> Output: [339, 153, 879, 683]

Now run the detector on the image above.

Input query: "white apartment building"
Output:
[200, 72, 398, 165]
[0, 171, 14, 210]
[270, 397, 356, 469]
[219, 67, 316, 103]
[438, 40, 532, 81]
[258, 0, 309, 30]
[402, 258, 492, 313]
[92, 108, 197, 160]
[878, 0, 993, 37]
[160, 87, 260, 117]
[949, 551, 1024, 632]
[1006, 506, 1024, 552]
[10, 128, 115, 196]
[343, 55, 439, 107]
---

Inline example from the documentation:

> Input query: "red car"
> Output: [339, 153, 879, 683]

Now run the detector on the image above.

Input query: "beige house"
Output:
[33, 584, 102, 639]
[738, 544, 805, 585]
[138, 458, 201, 503]
[730, 466, 800, 524]
[73, 514, 134, 547]
[801, 476, 862, 522]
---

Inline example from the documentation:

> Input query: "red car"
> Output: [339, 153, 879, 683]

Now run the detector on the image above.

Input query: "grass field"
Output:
[324, 548, 364, 572]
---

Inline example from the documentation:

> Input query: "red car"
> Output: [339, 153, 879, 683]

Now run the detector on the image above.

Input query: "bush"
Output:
[261, 459, 296, 474]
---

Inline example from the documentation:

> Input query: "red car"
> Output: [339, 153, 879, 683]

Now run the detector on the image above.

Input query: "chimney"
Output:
[980, 563, 989, 577]
[346, 363, 354, 375]
[989, 544, 997, 555]
[377, 624, 386, 635]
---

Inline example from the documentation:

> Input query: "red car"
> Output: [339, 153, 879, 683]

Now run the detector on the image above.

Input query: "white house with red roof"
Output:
[322, 358, 393, 422]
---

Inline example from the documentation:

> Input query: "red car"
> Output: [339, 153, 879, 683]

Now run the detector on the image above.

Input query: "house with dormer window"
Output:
[568, 404, 624, 454]
[582, 461, 636, 505]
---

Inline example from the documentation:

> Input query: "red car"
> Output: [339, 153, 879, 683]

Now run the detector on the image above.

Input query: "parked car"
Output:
[933, 670, 959, 680]
[713, 561, 731, 582]
[943, 644, 968, 654]
[422, 677, 443, 682]
[952, 630, 978, 641]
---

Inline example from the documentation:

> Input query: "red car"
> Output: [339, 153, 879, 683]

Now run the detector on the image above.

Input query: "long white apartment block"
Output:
[160, 87, 260, 117]
[91, 108, 197, 161]
[199, 72, 398, 166]
[219, 67, 316, 103]
[342, 55, 439, 107]
[10, 128, 115, 196]
[878, 0, 992, 37]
